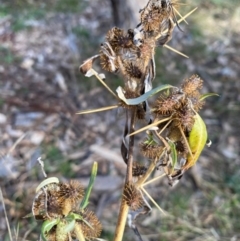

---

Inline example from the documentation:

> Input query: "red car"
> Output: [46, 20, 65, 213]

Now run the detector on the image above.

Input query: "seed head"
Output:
[123, 183, 144, 210]
[75, 210, 102, 240]
[140, 142, 164, 160]
[58, 180, 84, 216]
[132, 162, 147, 177]
[106, 27, 134, 53]
[141, 7, 162, 33]
[173, 106, 195, 131]
[32, 183, 62, 220]
[181, 75, 203, 96]
[153, 92, 184, 116]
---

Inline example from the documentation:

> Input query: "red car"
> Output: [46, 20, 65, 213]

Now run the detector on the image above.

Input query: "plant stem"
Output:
[126, 109, 136, 183]
[113, 108, 136, 241]
[113, 201, 129, 241]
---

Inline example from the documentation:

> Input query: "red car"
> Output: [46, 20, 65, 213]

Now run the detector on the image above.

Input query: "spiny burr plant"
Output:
[31, 163, 102, 241]
[31, 1, 216, 241]
[78, 0, 216, 240]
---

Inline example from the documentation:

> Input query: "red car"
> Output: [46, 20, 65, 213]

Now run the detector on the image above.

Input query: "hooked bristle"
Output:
[58, 180, 84, 203]
[132, 162, 147, 177]
[106, 27, 134, 53]
[99, 50, 119, 73]
[123, 182, 144, 211]
[181, 75, 203, 96]
[172, 107, 195, 131]
[32, 183, 62, 220]
[75, 210, 102, 240]
[124, 62, 143, 79]
[57, 180, 84, 215]
[153, 92, 184, 116]
[141, 7, 163, 33]
[140, 142, 164, 160]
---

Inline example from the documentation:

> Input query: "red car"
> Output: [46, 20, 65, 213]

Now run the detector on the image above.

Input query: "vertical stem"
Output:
[113, 201, 129, 241]
[114, 108, 136, 241]
[126, 108, 136, 183]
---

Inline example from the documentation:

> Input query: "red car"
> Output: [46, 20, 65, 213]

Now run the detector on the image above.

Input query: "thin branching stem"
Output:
[113, 202, 129, 241]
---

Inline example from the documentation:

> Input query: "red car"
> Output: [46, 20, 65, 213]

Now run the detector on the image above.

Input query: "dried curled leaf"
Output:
[79, 55, 99, 75]
[35, 177, 59, 193]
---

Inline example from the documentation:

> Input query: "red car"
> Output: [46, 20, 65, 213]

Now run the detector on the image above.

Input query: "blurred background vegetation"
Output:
[0, 0, 240, 240]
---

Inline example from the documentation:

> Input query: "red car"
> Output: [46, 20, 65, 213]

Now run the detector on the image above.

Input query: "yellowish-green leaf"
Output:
[200, 93, 219, 101]
[184, 113, 208, 170]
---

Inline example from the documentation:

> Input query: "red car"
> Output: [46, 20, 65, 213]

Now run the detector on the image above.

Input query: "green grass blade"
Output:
[80, 162, 98, 209]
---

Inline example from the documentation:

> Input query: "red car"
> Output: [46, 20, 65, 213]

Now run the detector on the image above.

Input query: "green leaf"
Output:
[63, 219, 76, 233]
[116, 84, 174, 105]
[35, 177, 59, 193]
[144, 133, 157, 145]
[41, 219, 59, 241]
[167, 139, 177, 171]
[200, 93, 219, 101]
[71, 212, 84, 220]
[80, 162, 98, 209]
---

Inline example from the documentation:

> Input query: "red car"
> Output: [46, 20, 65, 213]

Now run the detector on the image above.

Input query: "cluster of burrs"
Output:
[80, 0, 193, 99]
[78, 0, 213, 240]
[135, 74, 210, 185]
[32, 167, 102, 241]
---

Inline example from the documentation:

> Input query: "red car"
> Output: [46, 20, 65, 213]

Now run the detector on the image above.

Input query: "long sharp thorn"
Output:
[91, 69, 118, 99]
[162, 8, 197, 35]
[142, 173, 166, 187]
[164, 45, 189, 58]
[128, 117, 172, 137]
[177, 7, 198, 25]
[76, 105, 119, 115]
[173, 7, 188, 24]
[141, 187, 166, 215]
